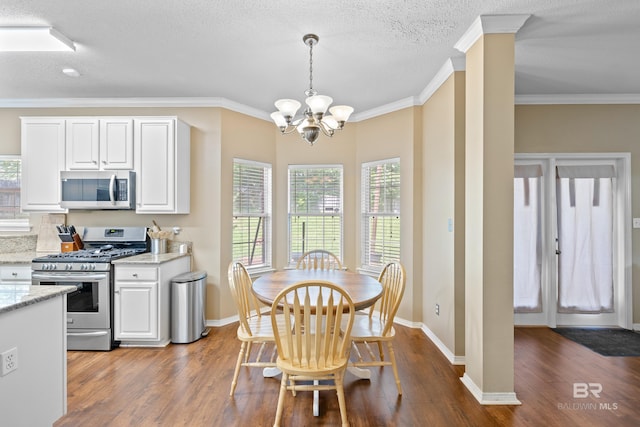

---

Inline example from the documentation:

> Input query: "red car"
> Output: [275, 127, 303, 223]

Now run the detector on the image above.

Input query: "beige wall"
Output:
[515, 104, 640, 324]
[219, 109, 276, 319]
[355, 108, 421, 322]
[422, 72, 466, 356]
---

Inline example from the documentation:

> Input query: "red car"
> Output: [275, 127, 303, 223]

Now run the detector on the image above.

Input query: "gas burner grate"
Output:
[34, 247, 146, 263]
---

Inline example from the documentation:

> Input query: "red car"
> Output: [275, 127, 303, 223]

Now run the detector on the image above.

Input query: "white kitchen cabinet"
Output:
[0, 265, 32, 284]
[114, 274, 158, 341]
[66, 118, 133, 170]
[114, 255, 190, 346]
[65, 118, 99, 170]
[134, 117, 190, 214]
[21, 115, 188, 213]
[20, 117, 66, 212]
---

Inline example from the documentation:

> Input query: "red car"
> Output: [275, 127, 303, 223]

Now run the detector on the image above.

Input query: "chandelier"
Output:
[271, 34, 354, 146]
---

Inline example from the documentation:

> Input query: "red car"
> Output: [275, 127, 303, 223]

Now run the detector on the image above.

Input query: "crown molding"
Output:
[417, 56, 466, 105]
[350, 96, 417, 122]
[454, 14, 531, 53]
[2, 91, 639, 128]
[0, 97, 270, 121]
[515, 93, 640, 105]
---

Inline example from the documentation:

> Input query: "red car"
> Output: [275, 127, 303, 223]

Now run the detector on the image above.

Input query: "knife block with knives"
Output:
[58, 224, 84, 252]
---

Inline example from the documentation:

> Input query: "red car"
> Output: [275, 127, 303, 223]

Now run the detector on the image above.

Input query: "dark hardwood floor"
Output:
[54, 325, 640, 427]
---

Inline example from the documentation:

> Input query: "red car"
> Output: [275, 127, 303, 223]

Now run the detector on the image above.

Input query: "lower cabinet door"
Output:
[114, 281, 158, 340]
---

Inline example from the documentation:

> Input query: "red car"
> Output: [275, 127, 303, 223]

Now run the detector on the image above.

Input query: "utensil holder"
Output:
[72, 233, 84, 249]
[151, 238, 167, 254]
[61, 242, 79, 252]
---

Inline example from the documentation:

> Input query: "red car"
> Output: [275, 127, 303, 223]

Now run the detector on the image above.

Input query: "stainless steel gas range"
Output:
[32, 227, 149, 351]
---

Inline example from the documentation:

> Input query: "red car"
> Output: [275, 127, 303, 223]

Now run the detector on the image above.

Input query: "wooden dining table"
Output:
[252, 269, 383, 416]
[252, 269, 383, 312]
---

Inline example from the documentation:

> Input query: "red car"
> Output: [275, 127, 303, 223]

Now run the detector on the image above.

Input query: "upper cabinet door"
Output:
[21, 118, 66, 212]
[66, 118, 100, 170]
[100, 118, 134, 170]
[66, 118, 134, 170]
[134, 118, 176, 213]
[134, 118, 190, 214]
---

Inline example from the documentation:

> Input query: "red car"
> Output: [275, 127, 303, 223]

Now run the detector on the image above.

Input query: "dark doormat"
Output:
[552, 327, 640, 356]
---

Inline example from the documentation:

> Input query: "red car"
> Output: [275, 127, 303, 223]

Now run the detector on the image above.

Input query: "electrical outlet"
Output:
[435, 304, 440, 316]
[1, 347, 18, 376]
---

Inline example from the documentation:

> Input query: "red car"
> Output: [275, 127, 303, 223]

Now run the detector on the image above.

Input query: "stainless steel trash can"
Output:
[171, 270, 208, 344]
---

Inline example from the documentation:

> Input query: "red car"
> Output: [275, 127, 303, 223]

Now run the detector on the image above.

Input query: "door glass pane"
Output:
[556, 177, 614, 313]
[514, 175, 542, 312]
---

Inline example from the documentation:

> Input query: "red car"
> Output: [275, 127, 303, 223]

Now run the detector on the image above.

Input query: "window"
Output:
[0, 156, 29, 231]
[232, 159, 272, 270]
[288, 165, 343, 265]
[361, 158, 400, 270]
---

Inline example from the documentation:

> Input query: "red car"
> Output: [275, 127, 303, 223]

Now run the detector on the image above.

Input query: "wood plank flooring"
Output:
[53, 326, 640, 427]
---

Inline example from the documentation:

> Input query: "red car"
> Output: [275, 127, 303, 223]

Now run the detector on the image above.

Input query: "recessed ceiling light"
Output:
[0, 27, 75, 52]
[62, 67, 80, 77]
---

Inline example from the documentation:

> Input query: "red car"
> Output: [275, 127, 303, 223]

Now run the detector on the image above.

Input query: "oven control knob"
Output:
[80, 264, 86, 271]
[49, 264, 57, 270]
[66, 264, 73, 270]
[91, 265, 96, 271]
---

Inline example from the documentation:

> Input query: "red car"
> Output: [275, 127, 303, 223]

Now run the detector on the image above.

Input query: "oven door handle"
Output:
[67, 331, 109, 337]
[32, 273, 109, 281]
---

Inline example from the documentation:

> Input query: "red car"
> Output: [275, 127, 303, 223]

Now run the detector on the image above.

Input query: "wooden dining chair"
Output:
[227, 261, 287, 397]
[296, 249, 343, 271]
[343, 261, 406, 395]
[271, 280, 355, 427]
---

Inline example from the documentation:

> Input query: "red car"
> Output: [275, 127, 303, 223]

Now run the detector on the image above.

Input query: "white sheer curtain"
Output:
[513, 165, 542, 312]
[556, 165, 614, 313]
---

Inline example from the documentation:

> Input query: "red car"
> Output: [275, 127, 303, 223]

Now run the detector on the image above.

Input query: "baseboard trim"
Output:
[460, 373, 521, 405]
[419, 323, 466, 365]
[206, 314, 468, 367]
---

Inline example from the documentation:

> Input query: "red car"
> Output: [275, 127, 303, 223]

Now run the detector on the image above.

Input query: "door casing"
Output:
[514, 153, 632, 329]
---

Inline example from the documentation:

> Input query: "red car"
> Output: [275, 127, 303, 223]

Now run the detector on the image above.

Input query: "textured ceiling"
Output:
[0, 0, 639, 118]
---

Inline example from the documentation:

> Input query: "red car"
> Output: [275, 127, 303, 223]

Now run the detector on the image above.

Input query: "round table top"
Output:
[252, 269, 383, 312]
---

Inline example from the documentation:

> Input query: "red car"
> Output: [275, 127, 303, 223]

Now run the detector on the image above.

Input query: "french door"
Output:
[513, 154, 631, 328]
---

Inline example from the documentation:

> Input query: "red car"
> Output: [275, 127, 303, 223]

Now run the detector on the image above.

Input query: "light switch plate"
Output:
[633, 218, 640, 229]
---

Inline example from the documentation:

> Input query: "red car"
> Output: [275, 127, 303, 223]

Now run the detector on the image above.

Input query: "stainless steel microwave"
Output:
[60, 170, 135, 210]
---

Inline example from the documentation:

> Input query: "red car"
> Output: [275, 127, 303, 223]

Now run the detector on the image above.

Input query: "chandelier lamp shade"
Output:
[271, 34, 354, 146]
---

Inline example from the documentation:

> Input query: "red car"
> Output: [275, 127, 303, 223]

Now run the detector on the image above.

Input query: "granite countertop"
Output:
[0, 284, 76, 315]
[112, 252, 190, 265]
[0, 251, 37, 264]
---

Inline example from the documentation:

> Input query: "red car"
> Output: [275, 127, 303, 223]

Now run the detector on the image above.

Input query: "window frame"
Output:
[360, 157, 401, 272]
[0, 155, 29, 232]
[232, 158, 272, 272]
[287, 164, 344, 267]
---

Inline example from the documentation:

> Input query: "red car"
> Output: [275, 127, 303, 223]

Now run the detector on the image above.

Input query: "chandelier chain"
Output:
[308, 40, 314, 93]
